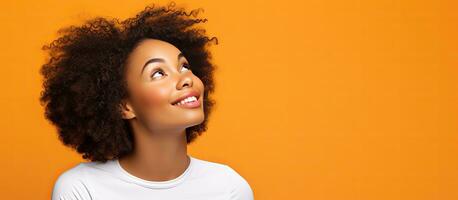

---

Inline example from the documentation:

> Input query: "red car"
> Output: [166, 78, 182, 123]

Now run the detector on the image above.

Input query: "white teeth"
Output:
[175, 96, 197, 106]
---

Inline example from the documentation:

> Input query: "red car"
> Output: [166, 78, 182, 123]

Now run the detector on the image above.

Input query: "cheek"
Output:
[196, 77, 205, 93]
[193, 76, 204, 88]
[135, 86, 171, 108]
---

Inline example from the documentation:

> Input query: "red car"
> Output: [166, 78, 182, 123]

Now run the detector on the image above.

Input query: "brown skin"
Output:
[118, 39, 205, 181]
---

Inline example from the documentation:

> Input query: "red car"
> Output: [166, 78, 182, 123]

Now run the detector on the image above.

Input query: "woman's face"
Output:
[121, 39, 205, 134]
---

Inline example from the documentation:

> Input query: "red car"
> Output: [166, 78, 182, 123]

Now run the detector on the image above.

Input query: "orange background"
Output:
[1, 0, 457, 199]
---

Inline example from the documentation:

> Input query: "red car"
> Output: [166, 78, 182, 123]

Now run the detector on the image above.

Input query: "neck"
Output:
[119, 121, 190, 181]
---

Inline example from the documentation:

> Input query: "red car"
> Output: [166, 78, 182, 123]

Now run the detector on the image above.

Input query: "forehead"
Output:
[128, 39, 181, 62]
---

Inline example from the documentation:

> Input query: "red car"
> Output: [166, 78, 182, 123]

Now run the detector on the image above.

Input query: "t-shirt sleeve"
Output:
[224, 165, 255, 200]
[51, 166, 92, 200]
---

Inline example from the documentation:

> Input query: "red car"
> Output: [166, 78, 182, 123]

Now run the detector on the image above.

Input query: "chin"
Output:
[186, 115, 205, 127]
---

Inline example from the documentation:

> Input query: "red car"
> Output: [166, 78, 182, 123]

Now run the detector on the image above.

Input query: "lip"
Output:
[173, 99, 201, 108]
[171, 90, 201, 105]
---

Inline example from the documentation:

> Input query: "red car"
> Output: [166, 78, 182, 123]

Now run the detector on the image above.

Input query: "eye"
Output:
[151, 70, 166, 79]
[181, 63, 192, 72]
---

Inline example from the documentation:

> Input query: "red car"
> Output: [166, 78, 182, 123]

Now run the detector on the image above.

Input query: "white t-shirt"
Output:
[51, 155, 254, 200]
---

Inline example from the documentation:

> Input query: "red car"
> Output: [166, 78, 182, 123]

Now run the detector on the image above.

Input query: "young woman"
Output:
[40, 2, 253, 199]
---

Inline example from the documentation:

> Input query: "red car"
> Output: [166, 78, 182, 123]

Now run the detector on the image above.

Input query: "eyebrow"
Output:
[140, 52, 185, 76]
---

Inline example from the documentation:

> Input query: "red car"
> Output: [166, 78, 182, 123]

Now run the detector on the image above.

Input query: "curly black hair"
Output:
[39, 1, 218, 162]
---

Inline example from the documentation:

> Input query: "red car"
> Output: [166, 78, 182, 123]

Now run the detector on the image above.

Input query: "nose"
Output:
[176, 73, 193, 90]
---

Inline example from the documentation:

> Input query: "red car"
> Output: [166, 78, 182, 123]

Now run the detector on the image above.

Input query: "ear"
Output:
[119, 99, 136, 119]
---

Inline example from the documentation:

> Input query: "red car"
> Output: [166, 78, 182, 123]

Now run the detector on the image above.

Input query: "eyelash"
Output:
[151, 63, 191, 79]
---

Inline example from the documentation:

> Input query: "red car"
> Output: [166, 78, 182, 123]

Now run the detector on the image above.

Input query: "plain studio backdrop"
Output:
[0, 0, 457, 199]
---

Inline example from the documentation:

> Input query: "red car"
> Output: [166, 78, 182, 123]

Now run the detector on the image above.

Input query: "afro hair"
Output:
[39, 1, 218, 162]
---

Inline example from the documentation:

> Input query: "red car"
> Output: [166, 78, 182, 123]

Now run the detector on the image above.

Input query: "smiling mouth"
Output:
[171, 95, 201, 108]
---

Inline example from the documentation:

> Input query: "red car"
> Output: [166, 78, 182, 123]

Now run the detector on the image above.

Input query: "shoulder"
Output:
[222, 164, 255, 200]
[191, 157, 254, 200]
[51, 162, 93, 200]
